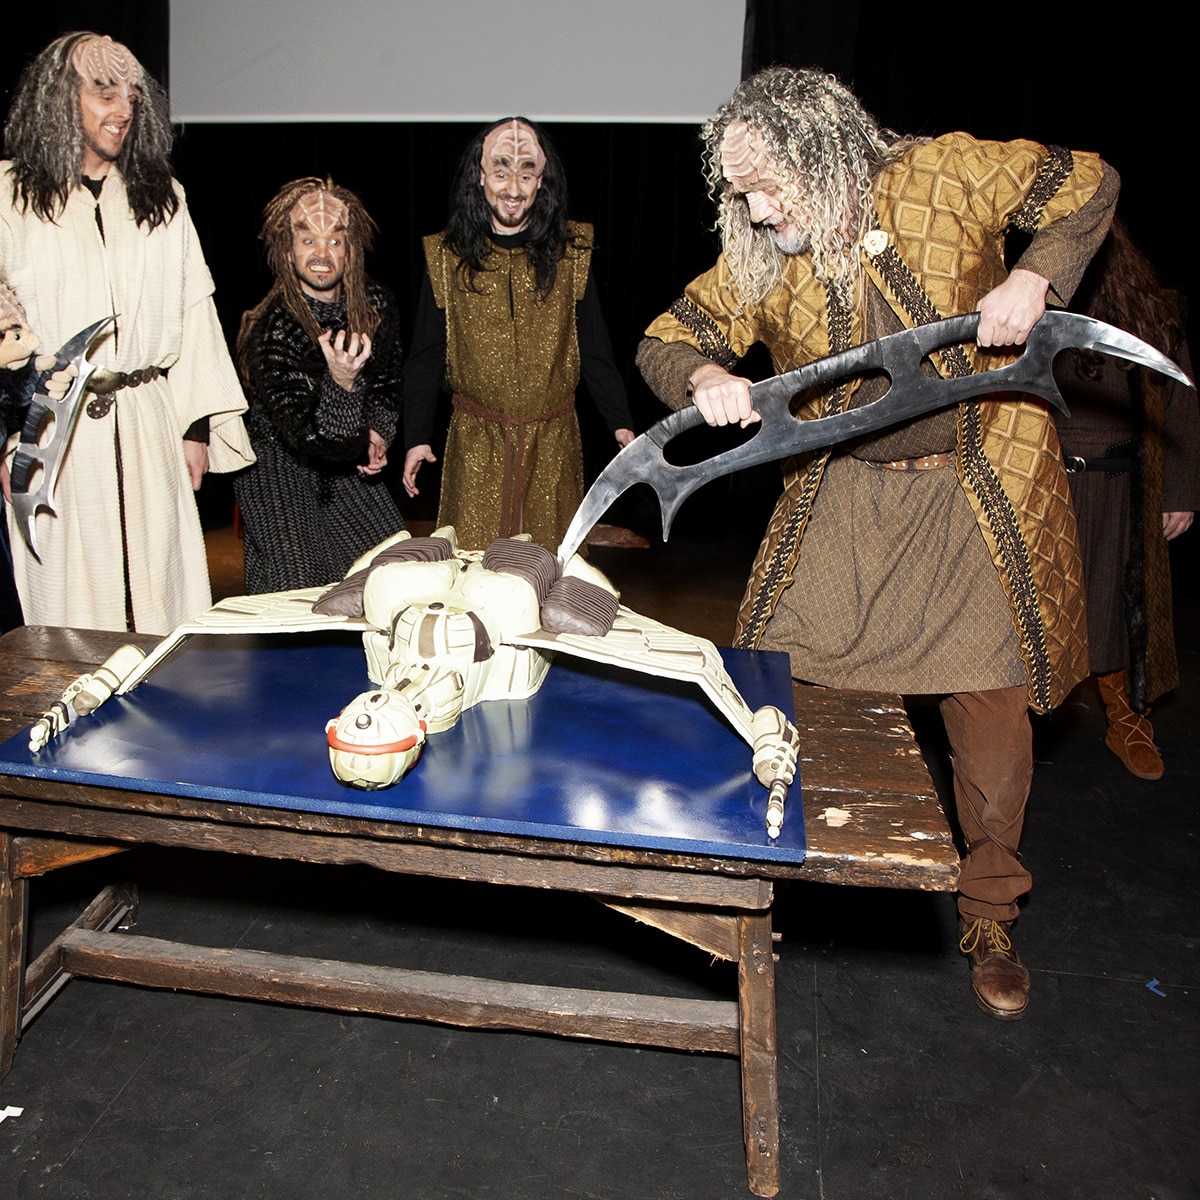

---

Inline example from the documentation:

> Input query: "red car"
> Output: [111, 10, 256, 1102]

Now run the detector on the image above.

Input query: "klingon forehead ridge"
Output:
[289, 190, 350, 235]
[71, 35, 142, 89]
[482, 120, 545, 172]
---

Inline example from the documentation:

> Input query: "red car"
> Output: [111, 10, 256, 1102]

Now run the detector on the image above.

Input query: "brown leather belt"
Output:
[874, 452, 954, 472]
[451, 393, 576, 539]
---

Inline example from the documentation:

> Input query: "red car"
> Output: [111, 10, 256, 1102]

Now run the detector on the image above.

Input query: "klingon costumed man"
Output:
[637, 68, 1117, 1020]
[402, 118, 634, 552]
[0, 32, 253, 634]
[1052, 221, 1199, 780]
[235, 178, 405, 593]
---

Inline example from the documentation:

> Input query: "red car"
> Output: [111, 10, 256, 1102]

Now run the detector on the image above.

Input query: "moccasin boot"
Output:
[958, 917, 1029, 1021]
[1096, 670, 1164, 780]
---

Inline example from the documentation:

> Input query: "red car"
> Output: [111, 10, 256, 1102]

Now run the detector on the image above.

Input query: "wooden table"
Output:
[0, 626, 958, 1197]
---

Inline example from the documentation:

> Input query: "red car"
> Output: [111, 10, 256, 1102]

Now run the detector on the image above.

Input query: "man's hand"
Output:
[358, 429, 388, 476]
[403, 444, 437, 497]
[183, 439, 209, 491]
[614, 427, 635, 448]
[1163, 511, 1193, 540]
[319, 329, 372, 391]
[976, 268, 1050, 347]
[688, 361, 760, 428]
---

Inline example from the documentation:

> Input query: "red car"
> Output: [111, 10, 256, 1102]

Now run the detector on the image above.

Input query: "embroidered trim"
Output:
[1010, 146, 1072, 234]
[735, 451, 828, 649]
[959, 403, 1052, 711]
[736, 288, 853, 649]
[667, 297, 739, 371]
[868, 241, 973, 379]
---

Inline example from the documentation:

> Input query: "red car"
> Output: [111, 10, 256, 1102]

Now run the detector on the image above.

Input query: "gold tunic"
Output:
[641, 135, 1116, 711]
[424, 223, 592, 551]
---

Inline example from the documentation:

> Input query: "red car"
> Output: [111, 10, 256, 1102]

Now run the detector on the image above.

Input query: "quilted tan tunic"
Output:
[641, 135, 1116, 711]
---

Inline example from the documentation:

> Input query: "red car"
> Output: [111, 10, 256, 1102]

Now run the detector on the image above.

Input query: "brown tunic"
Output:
[759, 292, 1025, 692]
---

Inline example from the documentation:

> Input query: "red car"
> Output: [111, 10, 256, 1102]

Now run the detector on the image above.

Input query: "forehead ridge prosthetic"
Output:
[290, 190, 350, 238]
[71, 35, 142, 96]
[720, 119, 761, 189]
[481, 119, 546, 176]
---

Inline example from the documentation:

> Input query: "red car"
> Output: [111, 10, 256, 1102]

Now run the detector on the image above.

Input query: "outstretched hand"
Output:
[319, 329, 372, 391]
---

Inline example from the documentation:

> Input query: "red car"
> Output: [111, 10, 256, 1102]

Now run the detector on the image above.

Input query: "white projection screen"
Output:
[169, 1, 744, 123]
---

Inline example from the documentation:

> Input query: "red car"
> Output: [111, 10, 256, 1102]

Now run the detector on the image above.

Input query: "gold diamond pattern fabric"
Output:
[641, 134, 1113, 709]
[961, 397, 1088, 710]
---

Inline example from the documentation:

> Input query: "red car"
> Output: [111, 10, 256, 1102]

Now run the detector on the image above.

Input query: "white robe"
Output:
[0, 164, 254, 634]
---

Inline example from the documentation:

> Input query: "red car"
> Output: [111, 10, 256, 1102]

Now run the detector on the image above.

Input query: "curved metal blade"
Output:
[9, 315, 115, 560]
[556, 311, 1191, 563]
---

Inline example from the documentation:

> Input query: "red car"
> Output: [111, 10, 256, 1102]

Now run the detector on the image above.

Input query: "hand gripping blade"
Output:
[8, 315, 116, 559]
[556, 311, 1191, 563]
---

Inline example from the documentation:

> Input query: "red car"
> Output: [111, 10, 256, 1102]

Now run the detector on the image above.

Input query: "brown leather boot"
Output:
[1096, 670, 1164, 780]
[959, 917, 1029, 1020]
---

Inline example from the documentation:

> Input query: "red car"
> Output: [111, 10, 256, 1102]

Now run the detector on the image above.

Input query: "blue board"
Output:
[0, 634, 805, 863]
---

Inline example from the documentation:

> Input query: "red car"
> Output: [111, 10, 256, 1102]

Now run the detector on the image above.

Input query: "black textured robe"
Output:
[235, 281, 405, 593]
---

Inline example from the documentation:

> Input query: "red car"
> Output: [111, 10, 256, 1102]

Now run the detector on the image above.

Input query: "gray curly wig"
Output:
[4, 31, 178, 228]
[702, 67, 910, 305]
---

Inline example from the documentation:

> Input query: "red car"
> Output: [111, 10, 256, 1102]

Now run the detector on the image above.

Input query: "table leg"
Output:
[0, 832, 29, 1078]
[738, 908, 780, 1198]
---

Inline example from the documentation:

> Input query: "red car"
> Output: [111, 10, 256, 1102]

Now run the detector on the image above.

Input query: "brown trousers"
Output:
[939, 686, 1033, 923]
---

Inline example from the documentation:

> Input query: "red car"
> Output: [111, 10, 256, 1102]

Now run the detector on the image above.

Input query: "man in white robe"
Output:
[0, 32, 252, 634]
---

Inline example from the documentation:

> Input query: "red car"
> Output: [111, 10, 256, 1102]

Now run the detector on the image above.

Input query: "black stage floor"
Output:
[3, 527, 1197, 1200]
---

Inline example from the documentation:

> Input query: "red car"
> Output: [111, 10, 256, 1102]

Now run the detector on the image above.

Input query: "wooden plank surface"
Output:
[0, 627, 958, 890]
[0, 793, 775, 908]
[59, 928, 742, 1054]
[794, 684, 958, 889]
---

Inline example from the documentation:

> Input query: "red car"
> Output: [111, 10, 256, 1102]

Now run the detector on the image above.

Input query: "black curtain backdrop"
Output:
[4, 2, 1193, 541]
[743, 1, 1191, 304]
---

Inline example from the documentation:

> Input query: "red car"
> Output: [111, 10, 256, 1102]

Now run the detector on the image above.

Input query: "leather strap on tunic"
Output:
[450, 392, 577, 538]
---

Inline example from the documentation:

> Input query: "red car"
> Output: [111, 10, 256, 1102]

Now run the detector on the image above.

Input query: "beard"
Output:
[769, 226, 811, 256]
[295, 261, 344, 293]
[488, 197, 535, 230]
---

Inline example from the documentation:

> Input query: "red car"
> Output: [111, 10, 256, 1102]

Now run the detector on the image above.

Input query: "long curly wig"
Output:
[442, 117, 582, 298]
[702, 67, 909, 307]
[4, 31, 178, 228]
[236, 177, 380, 381]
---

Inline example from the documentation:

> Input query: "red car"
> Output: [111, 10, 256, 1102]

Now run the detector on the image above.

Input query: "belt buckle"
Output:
[1063, 455, 1086, 474]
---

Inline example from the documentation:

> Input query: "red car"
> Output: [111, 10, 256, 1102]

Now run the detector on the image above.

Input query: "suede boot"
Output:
[959, 917, 1029, 1020]
[1096, 670, 1164, 780]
